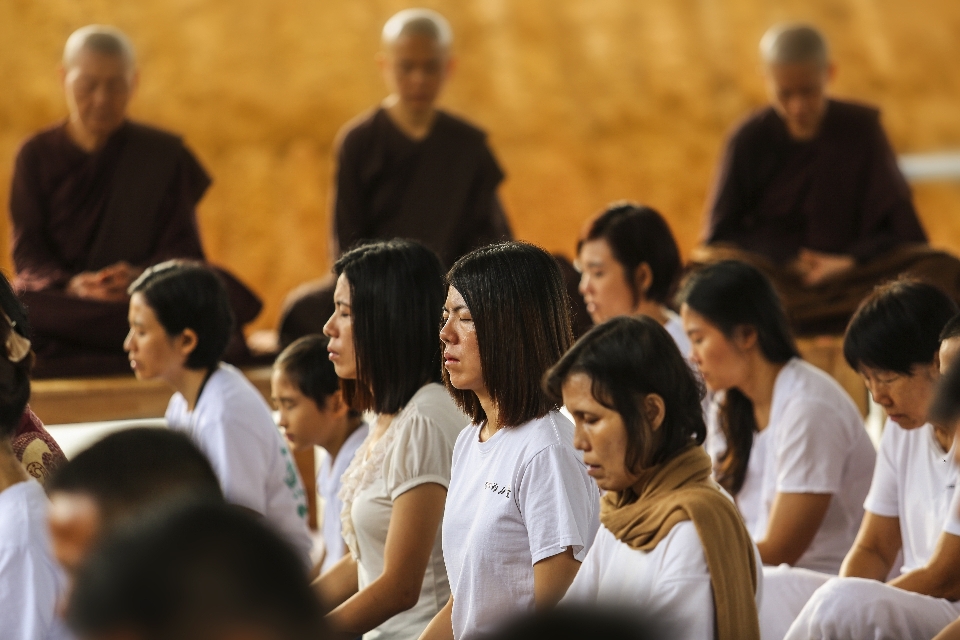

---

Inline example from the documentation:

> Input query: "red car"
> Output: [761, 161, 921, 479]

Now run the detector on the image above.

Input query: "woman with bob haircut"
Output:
[576, 202, 688, 355]
[317, 240, 466, 640]
[546, 315, 761, 640]
[779, 279, 960, 640]
[125, 261, 312, 565]
[421, 242, 600, 640]
[677, 260, 875, 576]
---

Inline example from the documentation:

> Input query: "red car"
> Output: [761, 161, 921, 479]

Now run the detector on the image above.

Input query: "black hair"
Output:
[844, 279, 958, 375]
[444, 242, 573, 427]
[128, 261, 235, 371]
[334, 240, 445, 414]
[939, 313, 960, 343]
[66, 501, 325, 640]
[676, 260, 799, 495]
[930, 361, 960, 426]
[487, 604, 666, 640]
[0, 271, 32, 439]
[544, 316, 706, 470]
[578, 202, 682, 305]
[47, 427, 223, 525]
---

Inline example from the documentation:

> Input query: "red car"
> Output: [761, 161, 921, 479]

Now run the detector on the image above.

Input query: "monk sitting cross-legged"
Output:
[695, 23, 960, 336]
[9, 25, 261, 377]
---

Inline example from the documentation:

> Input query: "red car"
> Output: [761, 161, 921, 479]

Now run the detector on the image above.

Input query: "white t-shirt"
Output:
[706, 358, 876, 573]
[863, 419, 958, 573]
[0, 479, 70, 640]
[442, 410, 601, 640]
[664, 309, 692, 359]
[563, 523, 762, 640]
[165, 364, 313, 565]
[318, 423, 369, 575]
[340, 383, 467, 640]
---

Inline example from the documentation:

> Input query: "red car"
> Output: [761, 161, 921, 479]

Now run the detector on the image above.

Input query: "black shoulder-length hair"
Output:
[577, 202, 682, 305]
[843, 278, 958, 375]
[676, 260, 799, 496]
[335, 239, 445, 415]
[444, 242, 574, 427]
[544, 315, 706, 470]
[128, 261, 234, 371]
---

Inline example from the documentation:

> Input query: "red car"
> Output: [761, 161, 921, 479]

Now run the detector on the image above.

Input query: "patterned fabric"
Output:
[11, 407, 66, 484]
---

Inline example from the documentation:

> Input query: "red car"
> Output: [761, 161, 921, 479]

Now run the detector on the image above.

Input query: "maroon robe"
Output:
[697, 99, 960, 335]
[705, 99, 926, 264]
[278, 107, 512, 346]
[12, 407, 66, 484]
[9, 121, 262, 377]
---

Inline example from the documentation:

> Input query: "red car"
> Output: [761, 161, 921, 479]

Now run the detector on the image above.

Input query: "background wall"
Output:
[3, 0, 959, 331]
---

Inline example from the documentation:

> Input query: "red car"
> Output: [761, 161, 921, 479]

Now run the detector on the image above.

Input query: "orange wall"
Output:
[2, 0, 960, 330]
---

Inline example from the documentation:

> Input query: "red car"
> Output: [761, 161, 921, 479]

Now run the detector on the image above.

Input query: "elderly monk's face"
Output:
[323, 274, 358, 380]
[62, 47, 135, 141]
[381, 34, 450, 114]
[765, 61, 831, 141]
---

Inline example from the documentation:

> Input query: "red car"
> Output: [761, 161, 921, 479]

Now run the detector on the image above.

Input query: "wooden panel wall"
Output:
[2, 0, 959, 330]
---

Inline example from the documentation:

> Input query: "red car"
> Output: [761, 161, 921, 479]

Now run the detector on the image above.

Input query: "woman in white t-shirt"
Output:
[575, 202, 690, 356]
[548, 315, 761, 640]
[316, 240, 467, 639]
[420, 242, 600, 640]
[0, 279, 68, 640]
[125, 262, 313, 565]
[677, 260, 875, 574]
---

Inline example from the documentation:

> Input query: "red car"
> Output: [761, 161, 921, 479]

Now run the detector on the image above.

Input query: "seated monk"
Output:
[695, 23, 960, 336]
[9, 25, 261, 377]
[276, 8, 511, 347]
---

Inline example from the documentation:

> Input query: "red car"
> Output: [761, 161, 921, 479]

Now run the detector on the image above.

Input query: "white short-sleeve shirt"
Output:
[442, 410, 601, 640]
[706, 358, 876, 573]
[165, 363, 313, 566]
[318, 423, 369, 575]
[0, 479, 70, 640]
[863, 420, 958, 573]
[342, 383, 468, 640]
[563, 523, 762, 640]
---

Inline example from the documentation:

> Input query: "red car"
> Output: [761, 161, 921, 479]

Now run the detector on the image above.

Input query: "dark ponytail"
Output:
[677, 261, 798, 494]
[0, 271, 32, 440]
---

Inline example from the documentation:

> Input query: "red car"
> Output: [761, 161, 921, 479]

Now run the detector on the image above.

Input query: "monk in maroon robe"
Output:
[696, 24, 960, 335]
[276, 9, 511, 347]
[9, 26, 261, 377]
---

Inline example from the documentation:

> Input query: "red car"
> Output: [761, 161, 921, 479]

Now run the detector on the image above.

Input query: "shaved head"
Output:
[760, 23, 829, 68]
[382, 8, 453, 50]
[63, 25, 136, 76]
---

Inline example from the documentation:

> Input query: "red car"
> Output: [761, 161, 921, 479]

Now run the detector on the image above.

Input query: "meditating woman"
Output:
[125, 261, 313, 565]
[678, 260, 875, 574]
[576, 202, 688, 355]
[421, 242, 600, 640]
[316, 240, 467, 639]
[0, 277, 68, 640]
[548, 315, 761, 640]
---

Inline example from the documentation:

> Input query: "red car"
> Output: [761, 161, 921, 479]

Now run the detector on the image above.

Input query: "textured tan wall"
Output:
[2, 0, 960, 331]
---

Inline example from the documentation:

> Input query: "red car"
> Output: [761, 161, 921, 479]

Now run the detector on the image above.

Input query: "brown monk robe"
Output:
[276, 9, 511, 348]
[696, 24, 960, 335]
[11, 25, 261, 378]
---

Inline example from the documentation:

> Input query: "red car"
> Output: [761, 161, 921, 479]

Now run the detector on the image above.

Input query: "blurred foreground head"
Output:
[486, 604, 666, 640]
[66, 501, 325, 640]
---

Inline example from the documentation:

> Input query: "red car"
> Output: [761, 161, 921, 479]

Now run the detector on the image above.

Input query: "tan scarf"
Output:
[601, 445, 760, 640]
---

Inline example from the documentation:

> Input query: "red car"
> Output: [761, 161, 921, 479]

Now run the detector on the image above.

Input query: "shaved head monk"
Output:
[698, 24, 960, 335]
[9, 26, 261, 376]
[276, 9, 511, 346]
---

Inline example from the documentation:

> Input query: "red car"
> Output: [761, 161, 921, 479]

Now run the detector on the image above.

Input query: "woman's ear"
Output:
[732, 325, 759, 352]
[175, 328, 199, 362]
[634, 263, 654, 300]
[325, 390, 352, 419]
[645, 394, 666, 431]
